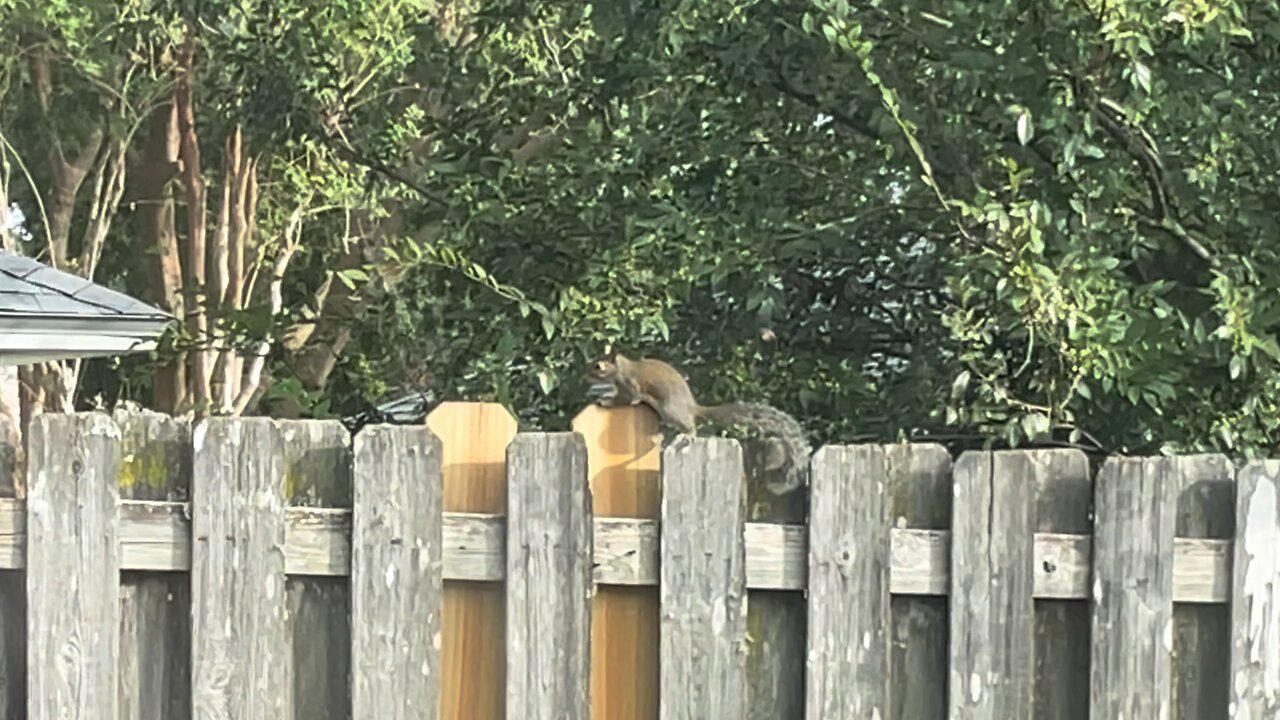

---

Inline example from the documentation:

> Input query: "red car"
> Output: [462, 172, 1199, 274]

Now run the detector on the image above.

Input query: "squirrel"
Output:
[584, 348, 810, 494]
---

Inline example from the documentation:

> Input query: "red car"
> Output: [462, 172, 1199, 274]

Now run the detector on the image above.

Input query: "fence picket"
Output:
[1230, 460, 1280, 716]
[190, 418, 289, 718]
[659, 438, 748, 720]
[279, 420, 353, 720]
[805, 445, 890, 720]
[115, 409, 192, 720]
[949, 451, 1035, 718]
[1089, 457, 1178, 719]
[1030, 449, 1092, 720]
[26, 412, 122, 720]
[350, 424, 444, 719]
[505, 432, 592, 719]
[1171, 455, 1234, 718]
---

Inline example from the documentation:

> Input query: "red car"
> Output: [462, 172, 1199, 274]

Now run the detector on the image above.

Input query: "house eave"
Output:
[0, 315, 171, 366]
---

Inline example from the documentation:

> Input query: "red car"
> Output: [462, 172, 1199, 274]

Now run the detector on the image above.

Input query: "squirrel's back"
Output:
[697, 401, 811, 493]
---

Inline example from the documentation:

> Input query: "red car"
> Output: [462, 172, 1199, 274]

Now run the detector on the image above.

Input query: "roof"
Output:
[0, 251, 170, 321]
[0, 250, 172, 365]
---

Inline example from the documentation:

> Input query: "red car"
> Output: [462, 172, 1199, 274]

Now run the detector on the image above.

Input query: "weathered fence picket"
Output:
[949, 451, 1037, 719]
[1231, 460, 1280, 716]
[27, 413, 122, 720]
[1089, 457, 1179, 719]
[887, 443, 952, 720]
[505, 433, 592, 719]
[0, 407, 1273, 717]
[659, 438, 748, 720]
[280, 419, 353, 719]
[190, 417, 289, 718]
[116, 409, 191, 720]
[1029, 449, 1092, 720]
[349, 424, 444, 719]
[805, 445, 891, 720]
[1172, 455, 1235, 719]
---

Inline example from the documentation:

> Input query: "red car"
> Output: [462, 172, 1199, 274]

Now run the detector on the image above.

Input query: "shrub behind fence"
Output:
[0, 403, 1276, 719]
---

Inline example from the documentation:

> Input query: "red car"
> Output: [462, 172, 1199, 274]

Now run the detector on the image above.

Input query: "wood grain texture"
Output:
[1028, 449, 1091, 720]
[350, 424, 444, 720]
[114, 409, 192, 720]
[1230, 460, 1280, 718]
[26, 412, 122, 720]
[741, 437, 807, 720]
[1090, 457, 1178, 720]
[659, 437, 748, 720]
[505, 433, 592, 719]
[572, 404, 661, 720]
[190, 417, 289, 719]
[278, 420, 353, 720]
[948, 451, 1035, 719]
[426, 402, 517, 720]
[805, 445, 890, 720]
[1170, 454, 1234, 720]
[887, 443, 952, 720]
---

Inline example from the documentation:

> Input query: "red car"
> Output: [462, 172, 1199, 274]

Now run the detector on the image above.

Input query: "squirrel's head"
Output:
[584, 345, 624, 384]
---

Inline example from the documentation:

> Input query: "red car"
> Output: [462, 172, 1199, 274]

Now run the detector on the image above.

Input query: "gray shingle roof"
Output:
[0, 250, 170, 320]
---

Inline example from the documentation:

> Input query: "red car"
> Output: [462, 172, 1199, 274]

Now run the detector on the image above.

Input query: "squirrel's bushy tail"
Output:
[698, 401, 811, 494]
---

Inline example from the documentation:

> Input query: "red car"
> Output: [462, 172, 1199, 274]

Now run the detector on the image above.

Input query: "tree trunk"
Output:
[133, 100, 187, 413]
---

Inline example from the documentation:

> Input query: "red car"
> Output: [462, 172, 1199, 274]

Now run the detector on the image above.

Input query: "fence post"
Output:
[1089, 457, 1178, 718]
[505, 432, 592, 719]
[350, 424, 444, 720]
[659, 437, 747, 720]
[805, 445, 890, 720]
[572, 404, 661, 720]
[26, 412, 122, 720]
[190, 417, 289, 718]
[426, 402, 517, 720]
[1230, 460, 1280, 716]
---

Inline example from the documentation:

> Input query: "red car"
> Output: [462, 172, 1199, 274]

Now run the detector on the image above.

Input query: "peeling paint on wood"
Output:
[1230, 461, 1280, 719]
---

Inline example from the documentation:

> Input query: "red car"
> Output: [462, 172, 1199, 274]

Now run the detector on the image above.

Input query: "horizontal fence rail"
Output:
[0, 407, 1275, 720]
[0, 499, 1237, 601]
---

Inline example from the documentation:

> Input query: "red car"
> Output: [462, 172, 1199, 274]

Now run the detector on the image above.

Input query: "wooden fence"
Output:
[0, 402, 1276, 719]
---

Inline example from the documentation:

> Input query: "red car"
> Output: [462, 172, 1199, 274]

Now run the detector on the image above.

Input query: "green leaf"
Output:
[1016, 111, 1033, 145]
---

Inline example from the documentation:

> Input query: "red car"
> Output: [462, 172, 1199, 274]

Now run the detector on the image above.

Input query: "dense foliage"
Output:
[4, 0, 1280, 458]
